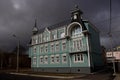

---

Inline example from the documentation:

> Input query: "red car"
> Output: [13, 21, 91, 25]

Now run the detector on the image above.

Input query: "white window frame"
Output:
[40, 46, 44, 53]
[71, 25, 82, 38]
[62, 54, 67, 63]
[50, 55, 54, 64]
[78, 39, 83, 50]
[73, 40, 77, 49]
[55, 42, 59, 52]
[33, 56, 37, 65]
[39, 34, 42, 43]
[73, 39, 83, 51]
[45, 45, 48, 53]
[74, 53, 84, 63]
[33, 46, 37, 54]
[52, 30, 57, 40]
[51, 43, 54, 52]
[62, 41, 66, 51]
[55, 54, 60, 63]
[58, 27, 65, 38]
[40, 56, 43, 64]
[44, 56, 48, 64]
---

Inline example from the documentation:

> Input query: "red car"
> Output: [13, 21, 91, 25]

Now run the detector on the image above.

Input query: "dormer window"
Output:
[71, 24, 82, 38]
[32, 36, 38, 44]
[51, 30, 57, 40]
[60, 32, 65, 38]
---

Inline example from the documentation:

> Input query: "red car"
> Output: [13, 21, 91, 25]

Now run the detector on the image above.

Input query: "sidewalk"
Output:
[0, 69, 113, 80]
[0, 69, 86, 79]
[114, 73, 120, 80]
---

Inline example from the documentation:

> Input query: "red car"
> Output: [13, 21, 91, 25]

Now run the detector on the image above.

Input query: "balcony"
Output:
[69, 44, 87, 53]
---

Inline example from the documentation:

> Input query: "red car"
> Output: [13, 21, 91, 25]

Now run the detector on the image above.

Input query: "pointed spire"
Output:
[75, 5, 78, 9]
[32, 18, 38, 35]
[34, 18, 37, 27]
[71, 5, 83, 14]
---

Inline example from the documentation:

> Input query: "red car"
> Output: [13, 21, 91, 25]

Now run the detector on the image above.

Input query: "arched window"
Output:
[71, 25, 82, 37]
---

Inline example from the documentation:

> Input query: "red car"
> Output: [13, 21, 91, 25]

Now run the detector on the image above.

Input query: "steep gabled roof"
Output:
[37, 19, 71, 34]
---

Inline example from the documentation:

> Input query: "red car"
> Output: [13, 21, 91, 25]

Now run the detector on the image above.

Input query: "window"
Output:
[39, 46, 41, 54]
[71, 25, 82, 37]
[62, 54, 67, 63]
[46, 35, 49, 41]
[56, 55, 60, 63]
[73, 39, 82, 51]
[33, 46, 37, 54]
[62, 42, 66, 51]
[74, 53, 84, 62]
[42, 34, 46, 42]
[52, 30, 57, 40]
[50, 55, 54, 63]
[33, 57, 37, 64]
[45, 45, 48, 53]
[39, 34, 42, 43]
[73, 41, 77, 49]
[55, 43, 59, 52]
[52, 34, 56, 40]
[60, 32, 65, 38]
[40, 46, 44, 53]
[34, 36, 38, 44]
[61, 32, 65, 38]
[51, 44, 54, 52]
[40, 56, 43, 64]
[44, 56, 48, 64]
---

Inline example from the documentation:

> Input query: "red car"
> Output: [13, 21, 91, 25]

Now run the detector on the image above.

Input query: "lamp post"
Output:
[13, 34, 20, 72]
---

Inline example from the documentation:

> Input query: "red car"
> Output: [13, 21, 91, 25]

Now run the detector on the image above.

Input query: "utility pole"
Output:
[109, 0, 116, 76]
[109, 33, 116, 75]
[16, 40, 20, 72]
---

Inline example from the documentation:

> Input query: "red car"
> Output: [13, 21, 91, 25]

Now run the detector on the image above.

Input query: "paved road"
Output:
[0, 72, 57, 80]
[0, 71, 114, 80]
[0, 72, 90, 80]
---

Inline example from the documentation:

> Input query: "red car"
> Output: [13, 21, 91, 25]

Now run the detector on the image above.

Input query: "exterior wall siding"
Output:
[29, 20, 104, 73]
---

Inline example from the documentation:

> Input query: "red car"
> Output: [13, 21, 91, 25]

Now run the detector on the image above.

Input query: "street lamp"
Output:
[13, 34, 20, 72]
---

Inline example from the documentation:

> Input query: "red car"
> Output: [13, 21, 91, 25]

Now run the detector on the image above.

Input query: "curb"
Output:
[9, 72, 75, 79]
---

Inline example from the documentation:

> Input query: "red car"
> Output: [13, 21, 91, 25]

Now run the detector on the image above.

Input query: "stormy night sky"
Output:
[0, 0, 120, 52]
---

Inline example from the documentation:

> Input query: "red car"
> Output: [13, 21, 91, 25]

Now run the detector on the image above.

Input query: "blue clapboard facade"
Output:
[28, 6, 104, 73]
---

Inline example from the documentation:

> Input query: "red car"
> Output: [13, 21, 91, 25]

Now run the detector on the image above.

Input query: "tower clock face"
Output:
[74, 14, 77, 19]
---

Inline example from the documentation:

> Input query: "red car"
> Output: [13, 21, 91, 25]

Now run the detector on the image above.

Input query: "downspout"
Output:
[86, 34, 92, 71]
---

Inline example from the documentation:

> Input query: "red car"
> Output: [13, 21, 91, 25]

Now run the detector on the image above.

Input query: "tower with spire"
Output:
[32, 19, 38, 35]
[71, 5, 83, 22]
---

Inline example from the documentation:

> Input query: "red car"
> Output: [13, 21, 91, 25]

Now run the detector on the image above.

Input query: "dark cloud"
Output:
[0, 0, 120, 51]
